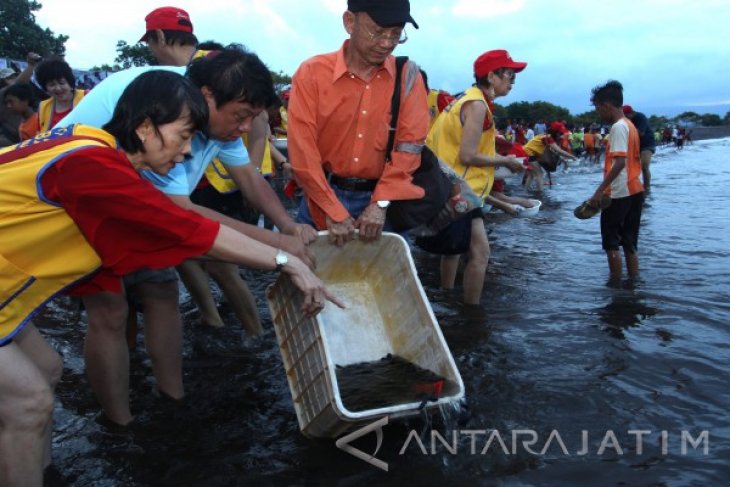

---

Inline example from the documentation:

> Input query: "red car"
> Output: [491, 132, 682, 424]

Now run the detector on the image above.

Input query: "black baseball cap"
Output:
[348, 0, 419, 29]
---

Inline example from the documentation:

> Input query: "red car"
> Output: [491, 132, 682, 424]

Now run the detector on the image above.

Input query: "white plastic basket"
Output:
[266, 232, 464, 438]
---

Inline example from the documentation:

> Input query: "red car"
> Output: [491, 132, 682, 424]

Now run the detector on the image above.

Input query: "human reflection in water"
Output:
[597, 286, 658, 339]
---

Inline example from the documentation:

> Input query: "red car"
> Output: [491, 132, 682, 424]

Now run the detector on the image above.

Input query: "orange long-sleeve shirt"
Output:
[288, 41, 428, 229]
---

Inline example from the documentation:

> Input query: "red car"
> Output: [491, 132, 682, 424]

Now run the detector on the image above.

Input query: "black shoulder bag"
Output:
[385, 56, 453, 232]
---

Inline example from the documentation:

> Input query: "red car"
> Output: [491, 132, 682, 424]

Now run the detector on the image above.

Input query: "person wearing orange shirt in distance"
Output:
[288, 0, 427, 246]
[587, 80, 645, 281]
[3, 83, 40, 140]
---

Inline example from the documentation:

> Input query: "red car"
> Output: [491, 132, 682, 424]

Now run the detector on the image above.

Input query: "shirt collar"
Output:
[332, 40, 396, 83]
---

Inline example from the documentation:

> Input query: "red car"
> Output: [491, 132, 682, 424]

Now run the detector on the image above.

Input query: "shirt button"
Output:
[358, 134, 363, 138]
[354, 157, 359, 162]
[366, 85, 370, 89]
[362, 110, 367, 115]
[350, 74, 355, 79]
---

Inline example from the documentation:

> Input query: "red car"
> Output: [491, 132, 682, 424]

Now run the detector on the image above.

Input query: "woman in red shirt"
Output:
[0, 70, 339, 486]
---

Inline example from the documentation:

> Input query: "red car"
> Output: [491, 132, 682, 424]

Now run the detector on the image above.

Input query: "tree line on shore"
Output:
[2, 0, 728, 129]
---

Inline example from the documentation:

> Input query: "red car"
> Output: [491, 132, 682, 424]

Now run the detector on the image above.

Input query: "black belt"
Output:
[328, 174, 377, 192]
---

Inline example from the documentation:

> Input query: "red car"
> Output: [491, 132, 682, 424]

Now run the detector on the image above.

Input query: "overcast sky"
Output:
[35, 0, 730, 117]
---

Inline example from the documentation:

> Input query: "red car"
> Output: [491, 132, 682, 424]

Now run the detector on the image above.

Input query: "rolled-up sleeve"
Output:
[372, 66, 428, 203]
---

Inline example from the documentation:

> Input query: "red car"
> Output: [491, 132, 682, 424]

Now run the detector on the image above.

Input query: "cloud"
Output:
[451, 0, 526, 18]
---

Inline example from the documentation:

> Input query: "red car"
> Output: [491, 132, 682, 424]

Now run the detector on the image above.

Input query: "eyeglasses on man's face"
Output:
[357, 16, 408, 45]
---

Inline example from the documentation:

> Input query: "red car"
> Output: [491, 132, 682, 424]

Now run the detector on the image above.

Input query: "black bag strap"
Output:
[386, 56, 409, 162]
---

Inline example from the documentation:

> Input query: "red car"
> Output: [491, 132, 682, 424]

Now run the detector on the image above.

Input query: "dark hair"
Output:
[474, 67, 511, 88]
[144, 29, 198, 47]
[34, 57, 76, 90]
[197, 40, 225, 51]
[590, 80, 623, 108]
[3, 83, 38, 107]
[102, 70, 208, 154]
[186, 44, 277, 109]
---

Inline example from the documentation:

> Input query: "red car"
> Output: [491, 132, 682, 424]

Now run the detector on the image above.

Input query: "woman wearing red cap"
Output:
[522, 121, 577, 191]
[426, 49, 526, 305]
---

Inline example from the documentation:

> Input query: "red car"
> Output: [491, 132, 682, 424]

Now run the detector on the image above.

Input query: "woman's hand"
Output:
[282, 256, 345, 317]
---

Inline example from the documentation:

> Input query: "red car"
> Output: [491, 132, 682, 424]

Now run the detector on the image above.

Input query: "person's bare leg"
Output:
[606, 250, 623, 280]
[15, 323, 62, 470]
[135, 281, 184, 400]
[624, 249, 639, 278]
[176, 260, 224, 328]
[530, 161, 544, 191]
[0, 329, 55, 486]
[125, 298, 139, 351]
[641, 150, 652, 192]
[440, 255, 460, 290]
[463, 219, 490, 305]
[83, 291, 133, 425]
[207, 262, 263, 336]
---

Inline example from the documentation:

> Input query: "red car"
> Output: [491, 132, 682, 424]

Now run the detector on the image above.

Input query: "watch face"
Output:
[377, 200, 390, 209]
[276, 252, 288, 266]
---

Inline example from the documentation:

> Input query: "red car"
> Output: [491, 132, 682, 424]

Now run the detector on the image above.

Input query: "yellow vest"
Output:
[523, 135, 549, 157]
[204, 133, 273, 194]
[426, 86, 495, 200]
[0, 125, 113, 342]
[38, 89, 86, 133]
[277, 106, 288, 138]
[427, 89, 439, 131]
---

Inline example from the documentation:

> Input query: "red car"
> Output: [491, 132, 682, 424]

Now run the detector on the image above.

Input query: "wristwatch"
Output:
[376, 200, 391, 209]
[277, 159, 288, 171]
[275, 249, 288, 271]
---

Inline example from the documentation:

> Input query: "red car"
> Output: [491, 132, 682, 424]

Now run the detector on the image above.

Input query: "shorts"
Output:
[191, 186, 259, 225]
[415, 208, 482, 255]
[123, 267, 178, 288]
[641, 147, 656, 155]
[600, 192, 644, 253]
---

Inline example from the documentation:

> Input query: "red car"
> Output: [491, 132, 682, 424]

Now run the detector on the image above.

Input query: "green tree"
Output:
[270, 70, 292, 92]
[676, 111, 701, 123]
[0, 0, 68, 58]
[113, 41, 155, 69]
[723, 111, 730, 125]
[573, 110, 599, 129]
[700, 113, 722, 126]
[648, 115, 669, 128]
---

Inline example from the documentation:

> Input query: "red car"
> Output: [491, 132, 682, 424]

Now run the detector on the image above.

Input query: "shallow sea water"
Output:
[42, 138, 730, 486]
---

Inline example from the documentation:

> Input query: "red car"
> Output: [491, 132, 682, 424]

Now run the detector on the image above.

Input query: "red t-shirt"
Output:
[40, 146, 220, 294]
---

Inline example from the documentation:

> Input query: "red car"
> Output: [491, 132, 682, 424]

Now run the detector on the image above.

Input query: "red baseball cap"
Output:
[622, 104, 634, 115]
[140, 7, 193, 42]
[474, 49, 527, 78]
[549, 121, 569, 134]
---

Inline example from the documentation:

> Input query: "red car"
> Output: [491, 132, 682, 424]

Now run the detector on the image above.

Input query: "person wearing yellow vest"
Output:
[426, 49, 526, 305]
[275, 89, 289, 138]
[0, 70, 339, 486]
[34, 57, 86, 134]
[521, 122, 577, 191]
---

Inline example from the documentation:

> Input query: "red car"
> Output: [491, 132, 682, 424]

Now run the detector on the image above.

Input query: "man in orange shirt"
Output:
[588, 80, 645, 281]
[288, 0, 428, 246]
